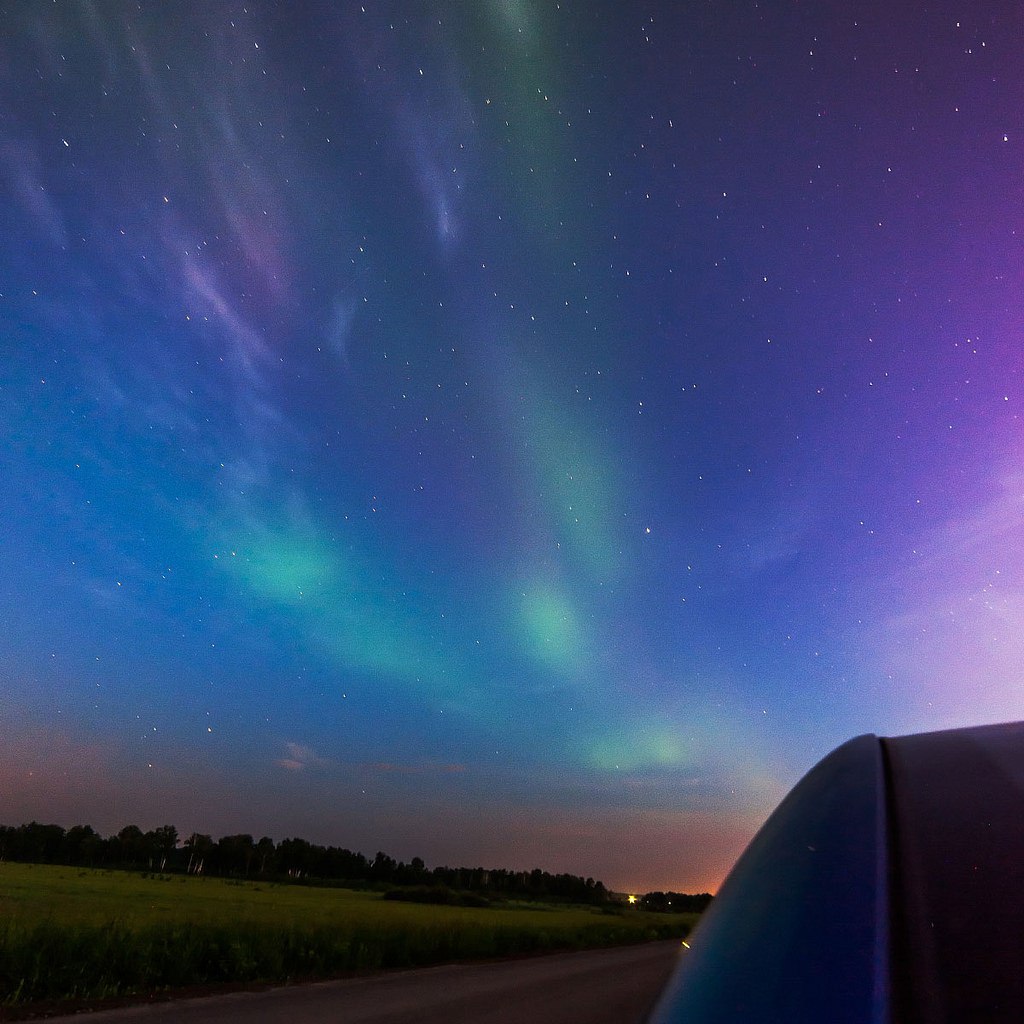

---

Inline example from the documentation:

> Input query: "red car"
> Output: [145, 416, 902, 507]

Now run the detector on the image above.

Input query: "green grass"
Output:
[0, 863, 695, 1010]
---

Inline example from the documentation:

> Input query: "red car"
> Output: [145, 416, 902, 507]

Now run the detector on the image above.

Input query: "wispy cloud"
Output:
[855, 470, 1024, 731]
[0, 140, 68, 249]
[326, 296, 358, 369]
[178, 255, 274, 386]
[340, 9, 476, 251]
[275, 742, 332, 772]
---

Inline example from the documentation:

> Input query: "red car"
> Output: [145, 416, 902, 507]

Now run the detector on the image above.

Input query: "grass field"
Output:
[0, 863, 695, 1011]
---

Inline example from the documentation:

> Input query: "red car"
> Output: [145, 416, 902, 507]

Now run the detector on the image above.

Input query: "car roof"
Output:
[647, 721, 1024, 1023]
[883, 720, 1024, 1022]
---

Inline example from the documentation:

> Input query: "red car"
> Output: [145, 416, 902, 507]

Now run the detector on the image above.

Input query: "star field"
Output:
[2, 0, 1023, 891]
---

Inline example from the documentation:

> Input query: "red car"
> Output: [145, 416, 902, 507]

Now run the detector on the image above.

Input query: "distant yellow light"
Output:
[681, 940, 690, 948]
[627, 894, 638, 904]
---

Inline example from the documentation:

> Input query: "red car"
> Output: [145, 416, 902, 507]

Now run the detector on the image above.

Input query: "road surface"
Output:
[44, 940, 683, 1024]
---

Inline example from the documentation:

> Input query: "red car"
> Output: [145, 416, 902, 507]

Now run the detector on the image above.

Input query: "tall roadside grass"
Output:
[0, 864, 694, 1009]
[0, 916, 688, 1006]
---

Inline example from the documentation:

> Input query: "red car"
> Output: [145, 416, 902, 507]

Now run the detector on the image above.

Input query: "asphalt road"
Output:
[44, 940, 683, 1024]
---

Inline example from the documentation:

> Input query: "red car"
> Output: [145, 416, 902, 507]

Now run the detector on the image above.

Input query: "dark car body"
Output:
[647, 721, 1024, 1023]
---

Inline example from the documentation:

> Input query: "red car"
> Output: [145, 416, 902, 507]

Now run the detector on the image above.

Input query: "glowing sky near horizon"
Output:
[3, 0, 1024, 893]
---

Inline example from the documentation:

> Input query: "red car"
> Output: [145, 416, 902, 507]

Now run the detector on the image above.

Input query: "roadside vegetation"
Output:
[0, 863, 698, 1014]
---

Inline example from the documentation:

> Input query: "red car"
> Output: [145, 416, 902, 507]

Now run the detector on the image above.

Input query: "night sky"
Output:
[3, 1, 1023, 893]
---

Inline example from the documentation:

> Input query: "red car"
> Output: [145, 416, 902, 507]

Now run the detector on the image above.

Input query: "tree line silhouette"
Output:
[0, 820, 627, 905]
[0, 820, 712, 911]
[639, 890, 713, 913]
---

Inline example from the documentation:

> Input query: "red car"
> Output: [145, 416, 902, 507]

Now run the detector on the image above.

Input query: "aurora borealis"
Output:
[3, 1, 1024, 892]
